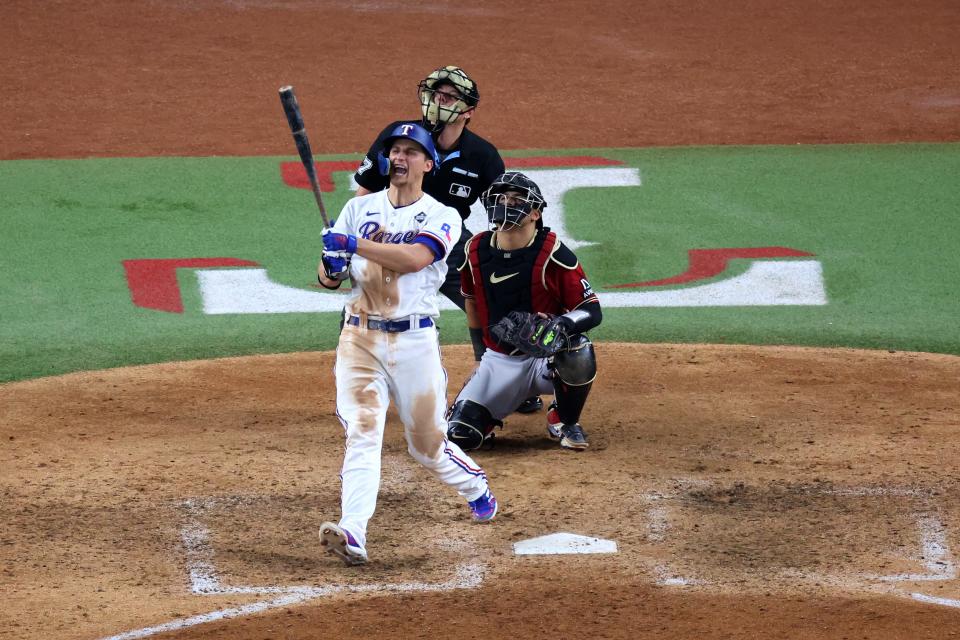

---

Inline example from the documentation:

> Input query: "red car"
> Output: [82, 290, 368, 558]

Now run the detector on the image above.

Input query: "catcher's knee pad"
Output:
[552, 334, 597, 386]
[446, 400, 502, 451]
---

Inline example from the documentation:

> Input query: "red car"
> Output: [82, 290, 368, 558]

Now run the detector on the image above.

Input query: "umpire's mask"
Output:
[418, 66, 479, 132]
[483, 171, 547, 231]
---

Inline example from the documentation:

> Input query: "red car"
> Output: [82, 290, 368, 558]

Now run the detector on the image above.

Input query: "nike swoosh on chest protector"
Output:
[489, 272, 520, 284]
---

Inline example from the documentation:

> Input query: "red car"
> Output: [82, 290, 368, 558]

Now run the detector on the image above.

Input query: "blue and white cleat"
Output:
[468, 489, 498, 523]
[319, 522, 368, 566]
[559, 423, 589, 450]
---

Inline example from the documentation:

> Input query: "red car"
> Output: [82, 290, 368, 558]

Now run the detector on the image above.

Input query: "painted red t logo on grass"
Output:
[608, 247, 813, 288]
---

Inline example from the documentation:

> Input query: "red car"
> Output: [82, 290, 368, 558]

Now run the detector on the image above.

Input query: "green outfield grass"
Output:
[1, 143, 959, 383]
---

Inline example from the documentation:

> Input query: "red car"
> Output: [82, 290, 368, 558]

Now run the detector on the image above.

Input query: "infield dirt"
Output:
[4, 345, 960, 639]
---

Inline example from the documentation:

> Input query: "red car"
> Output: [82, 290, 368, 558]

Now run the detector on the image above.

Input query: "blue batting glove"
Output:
[377, 151, 391, 176]
[322, 227, 358, 253]
[322, 249, 351, 281]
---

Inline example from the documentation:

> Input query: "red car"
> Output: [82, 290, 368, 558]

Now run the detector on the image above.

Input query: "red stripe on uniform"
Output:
[443, 442, 485, 474]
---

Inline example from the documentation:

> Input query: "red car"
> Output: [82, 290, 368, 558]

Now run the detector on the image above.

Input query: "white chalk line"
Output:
[100, 566, 486, 640]
[911, 593, 960, 608]
[653, 564, 703, 587]
[97, 496, 485, 640]
[98, 590, 326, 640]
[872, 515, 956, 582]
[640, 482, 958, 605]
[646, 505, 670, 543]
[817, 486, 935, 498]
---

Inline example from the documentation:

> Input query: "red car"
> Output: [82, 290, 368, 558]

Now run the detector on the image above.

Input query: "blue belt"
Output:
[345, 314, 434, 333]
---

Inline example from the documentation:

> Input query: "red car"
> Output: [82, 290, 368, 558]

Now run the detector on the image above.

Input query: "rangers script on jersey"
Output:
[332, 189, 462, 319]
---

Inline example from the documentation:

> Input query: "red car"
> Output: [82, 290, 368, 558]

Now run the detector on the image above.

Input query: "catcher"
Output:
[446, 172, 602, 451]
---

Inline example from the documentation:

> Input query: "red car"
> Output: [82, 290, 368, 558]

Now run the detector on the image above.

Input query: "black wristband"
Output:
[469, 327, 485, 361]
[318, 273, 342, 290]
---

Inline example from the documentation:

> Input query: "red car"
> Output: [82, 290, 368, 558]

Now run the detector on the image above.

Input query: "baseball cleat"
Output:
[559, 423, 589, 451]
[468, 489, 498, 522]
[545, 401, 562, 440]
[319, 522, 368, 566]
[515, 396, 544, 414]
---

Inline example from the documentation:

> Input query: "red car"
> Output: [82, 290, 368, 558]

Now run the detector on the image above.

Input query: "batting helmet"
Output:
[378, 122, 441, 175]
[482, 172, 547, 231]
[418, 65, 479, 132]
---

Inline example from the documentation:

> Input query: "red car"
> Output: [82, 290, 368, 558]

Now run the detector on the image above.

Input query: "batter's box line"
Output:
[910, 593, 960, 608]
[868, 515, 956, 583]
[638, 482, 957, 603]
[96, 497, 486, 640]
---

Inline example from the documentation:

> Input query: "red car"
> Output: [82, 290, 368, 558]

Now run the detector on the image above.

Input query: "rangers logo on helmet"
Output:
[378, 122, 441, 176]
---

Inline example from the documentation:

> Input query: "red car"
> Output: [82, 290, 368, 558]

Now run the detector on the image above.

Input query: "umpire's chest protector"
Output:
[468, 229, 557, 327]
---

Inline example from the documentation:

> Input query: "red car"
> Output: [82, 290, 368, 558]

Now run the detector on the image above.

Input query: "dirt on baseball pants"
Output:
[333, 323, 489, 549]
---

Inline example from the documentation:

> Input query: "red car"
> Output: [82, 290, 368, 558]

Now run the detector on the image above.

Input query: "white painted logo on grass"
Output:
[463, 167, 642, 249]
[129, 166, 830, 313]
[197, 259, 826, 314]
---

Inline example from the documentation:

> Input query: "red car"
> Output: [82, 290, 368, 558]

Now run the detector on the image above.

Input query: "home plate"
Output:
[513, 533, 618, 555]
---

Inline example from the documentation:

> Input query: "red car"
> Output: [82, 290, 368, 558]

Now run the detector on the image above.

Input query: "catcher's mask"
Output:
[482, 171, 547, 231]
[418, 65, 479, 133]
[378, 122, 440, 176]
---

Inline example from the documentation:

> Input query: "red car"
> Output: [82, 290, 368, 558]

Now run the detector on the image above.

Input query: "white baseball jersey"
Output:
[333, 190, 462, 319]
[328, 187, 488, 555]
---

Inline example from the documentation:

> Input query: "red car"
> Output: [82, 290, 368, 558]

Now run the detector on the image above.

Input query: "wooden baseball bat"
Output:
[278, 86, 331, 228]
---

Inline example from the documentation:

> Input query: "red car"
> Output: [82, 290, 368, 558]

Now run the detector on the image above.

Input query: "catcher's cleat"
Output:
[468, 489, 498, 522]
[545, 401, 563, 440]
[559, 423, 589, 451]
[319, 522, 368, 566]
[515, 396, 544, 414]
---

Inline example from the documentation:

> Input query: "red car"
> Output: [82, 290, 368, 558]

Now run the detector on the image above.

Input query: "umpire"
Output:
[353, 65, 504, 311]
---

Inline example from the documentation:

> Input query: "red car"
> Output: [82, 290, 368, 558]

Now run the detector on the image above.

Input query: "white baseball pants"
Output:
[333, 322, 489, 549]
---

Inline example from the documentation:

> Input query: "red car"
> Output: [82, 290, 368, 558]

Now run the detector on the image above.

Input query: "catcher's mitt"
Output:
[489, 311, 567, 358]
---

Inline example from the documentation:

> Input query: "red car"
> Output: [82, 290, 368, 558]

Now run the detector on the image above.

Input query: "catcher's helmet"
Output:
[418, 65, 479, 132]
[379, 122, 440, 175]
[482, 172, 547, 231]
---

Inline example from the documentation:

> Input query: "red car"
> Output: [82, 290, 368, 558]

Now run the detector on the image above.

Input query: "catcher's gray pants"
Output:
[454, 350, 554, 421]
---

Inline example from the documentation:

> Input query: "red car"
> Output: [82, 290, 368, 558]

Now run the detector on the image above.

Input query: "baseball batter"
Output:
[317, 123, 497, 567]
[354, 64, 542, 416]
[446, 172, 603, 452]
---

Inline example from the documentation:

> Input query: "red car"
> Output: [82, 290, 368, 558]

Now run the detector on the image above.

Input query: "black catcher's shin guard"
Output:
[551, 334, 597, 425]
[553, 379, 593, 425]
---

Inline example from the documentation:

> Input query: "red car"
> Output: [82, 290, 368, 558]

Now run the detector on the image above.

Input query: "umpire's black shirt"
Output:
[353, 120, 505, 221]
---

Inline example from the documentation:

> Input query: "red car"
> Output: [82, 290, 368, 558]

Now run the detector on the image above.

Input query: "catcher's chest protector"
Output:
[469, 229, 556, 328]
